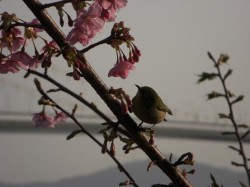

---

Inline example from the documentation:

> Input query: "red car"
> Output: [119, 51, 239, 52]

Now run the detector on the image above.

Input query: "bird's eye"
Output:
[142, 92, 149, 99]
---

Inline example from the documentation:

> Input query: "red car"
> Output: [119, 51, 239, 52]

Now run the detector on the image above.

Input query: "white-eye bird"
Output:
[132, 85, 173, 126]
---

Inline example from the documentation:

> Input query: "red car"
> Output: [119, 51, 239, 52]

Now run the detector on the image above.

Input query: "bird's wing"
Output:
[156, 101, 173, 115]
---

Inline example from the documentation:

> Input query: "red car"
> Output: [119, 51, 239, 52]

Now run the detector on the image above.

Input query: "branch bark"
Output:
[23, 0, 192, 186]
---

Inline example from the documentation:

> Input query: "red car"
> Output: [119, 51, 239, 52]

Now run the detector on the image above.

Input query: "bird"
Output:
[132, 84, 173, 127]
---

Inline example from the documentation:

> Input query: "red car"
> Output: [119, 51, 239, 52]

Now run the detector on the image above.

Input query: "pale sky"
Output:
[0, 0, 250, 124]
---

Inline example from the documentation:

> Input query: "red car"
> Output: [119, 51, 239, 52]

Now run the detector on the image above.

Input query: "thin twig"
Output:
[0, 22, 43, 30]
[41, 0, 72, 9]
[79, 35, 112, 53]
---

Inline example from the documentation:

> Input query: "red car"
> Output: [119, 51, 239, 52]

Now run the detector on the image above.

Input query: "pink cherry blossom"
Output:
[108, 60, 135, 79]
[11, 51, 40, 70]
[53, 112, 68, 125]
[39, 40, 60, 68]
[32, 111, 68, 128]
[41, 40, 59, 53]
[0, 58, 21, 74]
[0, 51, 40, 74]
[32, 112, 54, 128]
[99, 0, 127, 21]
[30, 18, 44, 33]
[24, 18, 44, 40]
[101, 0, 127, 10]
[66, 27, 91, 46]
[66, 2, 105, 46]
[1, 27, 25, 52]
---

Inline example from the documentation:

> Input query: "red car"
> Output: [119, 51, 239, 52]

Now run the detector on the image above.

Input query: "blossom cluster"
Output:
[32, 111, 68, 128]
[108, 22, 141, 79]
[66, 0, 127, 46]
[0, 12, 61, 74]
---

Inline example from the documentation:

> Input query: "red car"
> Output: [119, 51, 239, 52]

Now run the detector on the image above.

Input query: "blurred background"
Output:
[0, 0, 250, 186]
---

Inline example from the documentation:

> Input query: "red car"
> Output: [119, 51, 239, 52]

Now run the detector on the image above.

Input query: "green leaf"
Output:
[223, 69, 232, 80]
[207, 91, 224, 100]
[197, 72, 219, 83]
[207, 52, 216, 63]
[238, 124, 248, 128]
[231, 95, 244, 105]
[66, 130, 82, 140]
[218, 113, 230, 119]
[210, 173, 220, 187]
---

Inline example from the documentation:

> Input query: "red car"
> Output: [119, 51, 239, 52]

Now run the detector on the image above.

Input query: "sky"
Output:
[0, 0, 250, 125]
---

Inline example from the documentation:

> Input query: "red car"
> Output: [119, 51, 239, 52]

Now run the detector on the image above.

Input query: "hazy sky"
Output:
[0, 0, 250, 124]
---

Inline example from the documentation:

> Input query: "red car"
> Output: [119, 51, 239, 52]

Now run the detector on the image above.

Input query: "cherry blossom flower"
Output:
[32, 112, 54, 128]
[32, 111, 68, 128]
[11, 51, 40, 70]
[30, 18, 43, 33]
[25, 18, 43, 39]
[53, 112, 68, 125]
[0, 51, 40, 74]
[99, 0, 127, 21]
[108, 59, 135, 79]
[66, 2, 104, 46]
[0, 58, 21, 74]
[39, 40, 60, 68]
[0, 27, 25, 52]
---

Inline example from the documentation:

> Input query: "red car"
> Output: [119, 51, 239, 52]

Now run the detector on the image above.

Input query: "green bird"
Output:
[132, 85, 173, 126]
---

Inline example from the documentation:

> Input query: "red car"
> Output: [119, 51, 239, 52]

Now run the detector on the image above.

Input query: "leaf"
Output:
[221, 131, 235, 136]
[231, 161, 244, 167]
[223, 69, 233, 80]
[66, 130, 82, 140]
[207, 91, 224, 100]
[207, 52, 216, 63]
[241, 129, 250, 140]
[231, 95, 244, 105]
[210, 173, 220, 187]
[197, 72, 218, 83]
[47, 88, 61, 93]
[238, 124, 248, 128]
[239, 181, 247, 187]
[218, 113, 230, 119]
[228, 145, 241, 153]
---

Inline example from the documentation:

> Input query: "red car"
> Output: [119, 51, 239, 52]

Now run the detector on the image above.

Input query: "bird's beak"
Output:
[135, 84, 140, 90]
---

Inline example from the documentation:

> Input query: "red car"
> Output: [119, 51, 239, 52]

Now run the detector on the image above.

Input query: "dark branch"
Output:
[33, 78, 139, 187]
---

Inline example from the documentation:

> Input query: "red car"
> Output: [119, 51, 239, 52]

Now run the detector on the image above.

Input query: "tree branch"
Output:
[23, 0, 192, 186]
[207, 52, 250, 186]
[33, 78, 139, 187]
[79, 35, 112, 53]
[27, 69, 130, 137]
